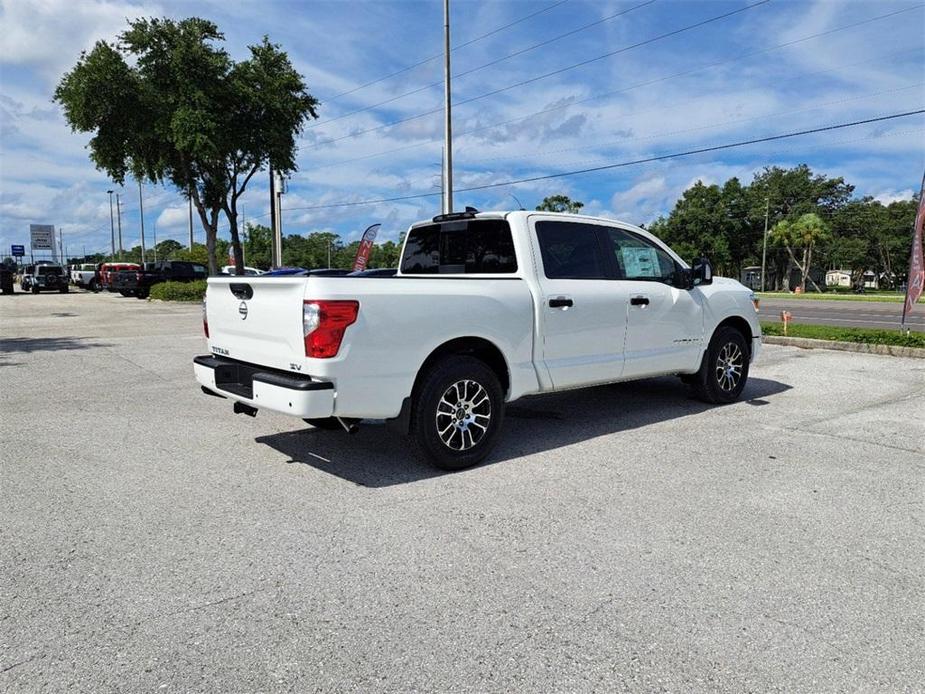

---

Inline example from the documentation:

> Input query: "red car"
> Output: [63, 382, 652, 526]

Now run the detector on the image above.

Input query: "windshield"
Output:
[38, 266, 62, 275]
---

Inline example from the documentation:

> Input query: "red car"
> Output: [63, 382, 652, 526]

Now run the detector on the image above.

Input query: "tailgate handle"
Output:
[229, 283, 253, 300]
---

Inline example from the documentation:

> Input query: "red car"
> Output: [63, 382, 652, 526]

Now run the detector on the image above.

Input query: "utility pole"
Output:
[153, 220, 158, 263]
[107, 190, 116, 260]
[58, 228, 64, 264]
[138, 180, 146, 264]
[442, 0, 453, 215]
[760, 196, 770, 292]
[269, 164, 280, 268]
[271, 170, 284, 268]
[115, 192, 124, 260]
[188, 188, 194, 249]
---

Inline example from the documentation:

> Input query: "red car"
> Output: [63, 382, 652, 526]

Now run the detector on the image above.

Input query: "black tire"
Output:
[136, 289, 149, 300]
[89, 279, 99, 292]
[59, 286, 69, 294]
[119, 290, 129, 297]
[410, 356, 505, 471]
[692, 326, 750, 404]
[31, 284, 40, 294]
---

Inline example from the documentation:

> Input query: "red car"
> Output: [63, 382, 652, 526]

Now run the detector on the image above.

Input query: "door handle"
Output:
[630, 296, 650, 306]
[549, 297, 573, 308]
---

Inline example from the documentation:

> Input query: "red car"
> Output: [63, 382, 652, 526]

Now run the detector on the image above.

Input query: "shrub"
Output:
[761, 322, 925, 348]
[149, 279, 206, 302]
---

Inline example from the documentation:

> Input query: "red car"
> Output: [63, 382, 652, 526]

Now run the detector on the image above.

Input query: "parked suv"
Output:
[21, 263, 68, 294]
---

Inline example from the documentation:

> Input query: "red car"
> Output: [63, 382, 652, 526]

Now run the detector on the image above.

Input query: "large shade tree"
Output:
[55, 17, 318, 274]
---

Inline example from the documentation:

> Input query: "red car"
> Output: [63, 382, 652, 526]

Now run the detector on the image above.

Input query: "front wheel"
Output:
[31, 284, 40, 294]
[692, 326, 749, 404]
[410, 356, 504, 471]
[59, 286, 69, 294]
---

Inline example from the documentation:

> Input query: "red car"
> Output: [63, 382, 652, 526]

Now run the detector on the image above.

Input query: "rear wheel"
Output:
[59, 286, 68, 294]
[136, 289, 149, 299]
[692, 326, 749, 404]
[88, 279, 99, 292]
[31, 284, 40, 294]
[410, 356, 504, 471]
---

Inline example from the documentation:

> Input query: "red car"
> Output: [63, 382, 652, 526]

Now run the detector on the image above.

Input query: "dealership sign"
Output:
[11, 244, 25, 257]
[30, 224, 55, 250]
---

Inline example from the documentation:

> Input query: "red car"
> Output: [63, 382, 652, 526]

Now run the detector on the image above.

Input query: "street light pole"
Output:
[138, 180, 146, 264]
[760, 196, 770, 292]
[442, 0, 453, 215]
[115, 192, 124, 260]
[188, 186, 194, 249]
[107, 190, 116, 260]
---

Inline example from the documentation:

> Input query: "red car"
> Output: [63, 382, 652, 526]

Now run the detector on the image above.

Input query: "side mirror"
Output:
[690, 257, 713, 287]
[673, 268, 692, 289]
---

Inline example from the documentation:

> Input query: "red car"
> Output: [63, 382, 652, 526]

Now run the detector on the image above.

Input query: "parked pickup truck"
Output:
[70, 263, 99, 290]
[99, 262, 140, 292]
[113, 260, 208, 298]
[195, 210, 761, 470]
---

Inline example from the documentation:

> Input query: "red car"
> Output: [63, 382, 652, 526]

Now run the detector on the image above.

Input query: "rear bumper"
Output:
[193, 354, 335, 419]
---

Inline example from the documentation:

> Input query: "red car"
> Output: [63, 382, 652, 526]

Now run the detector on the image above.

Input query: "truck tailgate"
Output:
[205, 277, 307, 371]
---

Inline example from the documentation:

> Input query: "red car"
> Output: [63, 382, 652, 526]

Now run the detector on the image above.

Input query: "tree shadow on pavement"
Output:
[0, 336, 113, 354]
[255, 376, 792, 488]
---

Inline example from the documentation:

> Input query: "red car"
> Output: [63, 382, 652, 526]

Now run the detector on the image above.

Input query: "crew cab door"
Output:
[531, 219, 631, 390]
[601, 226, 703, 377]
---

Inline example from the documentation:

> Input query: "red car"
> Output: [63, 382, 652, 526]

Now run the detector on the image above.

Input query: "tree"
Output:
[55, 17, 318, 275]
[536, 195, 584, 213]
[770, 213, 829, 292]
[242, 223, 272, 270]
[154, 239, 183, 259]
[648, 181, 732, 273]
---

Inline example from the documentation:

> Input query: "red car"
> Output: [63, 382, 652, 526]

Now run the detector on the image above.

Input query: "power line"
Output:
[283, 110, 925, 212]
[308, 42, 923, 171]
[304, 3, 922, 158]
[473, 83, 925, 166]
[303, 0, 772, 150]
[322, 0, 570, 103]
[308, 0, 657, 129]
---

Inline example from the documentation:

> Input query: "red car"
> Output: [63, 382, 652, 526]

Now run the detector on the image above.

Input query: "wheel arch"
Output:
[388, 336, 511, 436]
[713, 315, 753, 357]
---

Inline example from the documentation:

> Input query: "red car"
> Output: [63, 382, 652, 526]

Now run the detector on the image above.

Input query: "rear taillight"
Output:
[136, 272, 143, 281]
[303, 300, 359, 358]
[202, 298, 209, 338]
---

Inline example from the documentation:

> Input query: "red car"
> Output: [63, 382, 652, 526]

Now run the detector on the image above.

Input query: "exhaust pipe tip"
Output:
[233, 401, 258, 417]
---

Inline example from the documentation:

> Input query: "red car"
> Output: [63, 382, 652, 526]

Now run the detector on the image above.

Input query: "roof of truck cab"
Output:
[409, 210, 643, 230]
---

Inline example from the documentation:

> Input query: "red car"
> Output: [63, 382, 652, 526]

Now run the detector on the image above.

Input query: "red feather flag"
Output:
[352, 224, 380, 272]
[901, 171, 925, 328]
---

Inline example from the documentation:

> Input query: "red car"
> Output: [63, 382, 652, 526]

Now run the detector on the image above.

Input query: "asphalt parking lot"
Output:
[2, 290, 923, 693]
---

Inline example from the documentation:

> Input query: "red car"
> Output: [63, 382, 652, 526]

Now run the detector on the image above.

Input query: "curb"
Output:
[763, 336, 925, 359]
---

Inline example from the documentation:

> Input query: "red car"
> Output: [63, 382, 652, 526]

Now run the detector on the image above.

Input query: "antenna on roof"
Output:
[465, 206, 479, 214]
[508, 193, 525, 211]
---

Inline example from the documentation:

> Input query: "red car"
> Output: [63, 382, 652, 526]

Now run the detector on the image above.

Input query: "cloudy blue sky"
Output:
[1, 0, 923, 258]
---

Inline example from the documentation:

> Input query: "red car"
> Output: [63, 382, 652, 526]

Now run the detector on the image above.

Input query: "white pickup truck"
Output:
[195, 210, 761, 470]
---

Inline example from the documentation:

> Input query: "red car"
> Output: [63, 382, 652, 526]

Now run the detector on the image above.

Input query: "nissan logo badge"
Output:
[238, 301, 248, 320]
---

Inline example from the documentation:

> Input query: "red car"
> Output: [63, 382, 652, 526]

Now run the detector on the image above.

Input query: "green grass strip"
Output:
[761, 321, 925, 348]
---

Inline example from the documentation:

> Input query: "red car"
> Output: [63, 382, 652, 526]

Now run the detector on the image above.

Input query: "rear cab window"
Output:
[401, 219, 517, 274]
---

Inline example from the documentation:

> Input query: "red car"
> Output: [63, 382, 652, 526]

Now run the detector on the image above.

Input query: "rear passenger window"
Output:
[535, 221, 607, 279]
[401, 219, 517, 274]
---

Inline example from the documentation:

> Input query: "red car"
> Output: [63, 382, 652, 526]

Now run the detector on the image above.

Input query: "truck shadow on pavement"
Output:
[0, 336, 113, 354]
[255, 376, 792, 488]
